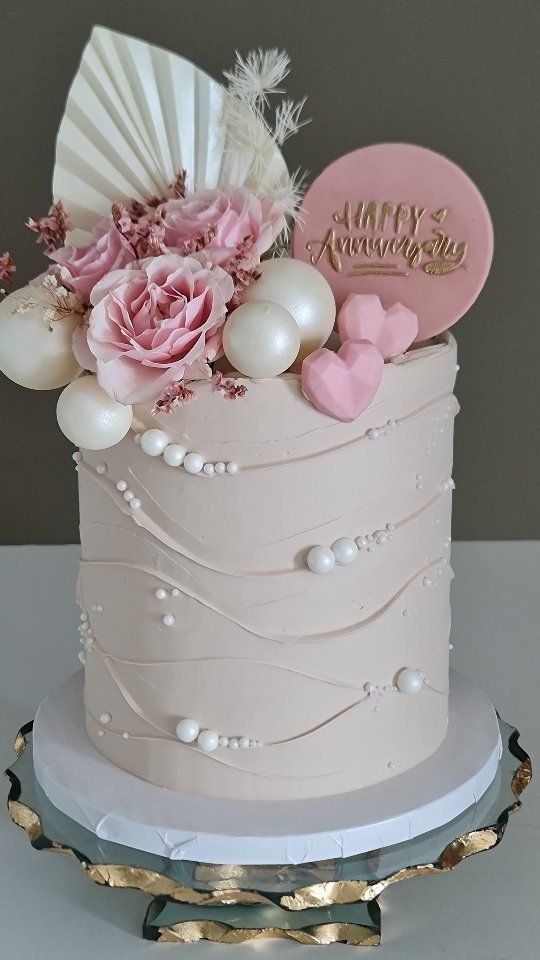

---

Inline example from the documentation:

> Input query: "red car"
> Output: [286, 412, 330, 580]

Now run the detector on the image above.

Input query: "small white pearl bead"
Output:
[162, 614, 175, 627]
[226, 462, 238, 474]
[72, 451, 82, 463]
[364, 682, 377, 694]
[423, 577, 433, 588]
[228, 737, 239, 749]
[123, 489, 134, 502]
[155, 588, 168, 600]
[387, 419, 397, 429]
[396, 668, 424, 694]
[78, 651, 86, 664]
[368, 428, 382, 440]
[249, 740, 258, 748]
[239, 737, 250, 749]
[356, 536, 369, 549]
[122, 732, 130, 739]
[307, 545, 336, 574]
[176, 718, 199, 743]
[100, 713, 112, 724]
[96, 604, 103, 612]
[96, 462, 107, 475]
[367, 545, 375, 552]
[163, 444, 186, 467]
[171, 588, 179, 597]
[183, 452, 204, 474]
[198, 730, 219, 752]
[219, 736, 229, 748]
[376, 532, 389, 546]
[141, 429, 168, 456]
[116, 480, 128, 492]
[331, 537, 358, 566]
[402, 609, 411, 617]
[80, 612, 88, 621]
[388, 761, 396, 769]
[130, 498, 141, 510]
[98, 729, 105, 737]
[214, 461, 226, 474]
[203, 463, 215, 475]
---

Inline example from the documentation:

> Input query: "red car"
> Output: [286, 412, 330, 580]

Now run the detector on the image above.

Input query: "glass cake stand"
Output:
[5, 716, 531, 946]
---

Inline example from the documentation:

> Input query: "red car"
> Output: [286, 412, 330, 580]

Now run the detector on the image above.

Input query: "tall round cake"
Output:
[78, 334, 457, 801]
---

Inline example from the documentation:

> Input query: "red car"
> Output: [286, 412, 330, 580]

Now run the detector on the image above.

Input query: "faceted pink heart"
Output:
[337, 294, 418, 359]
[302, 339, 384, 422]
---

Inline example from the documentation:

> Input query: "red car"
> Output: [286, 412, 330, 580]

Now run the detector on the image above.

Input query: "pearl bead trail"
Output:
[307, 522, 394, 573]
[140, 429, 169, 456]
[176, 717, 262, 750]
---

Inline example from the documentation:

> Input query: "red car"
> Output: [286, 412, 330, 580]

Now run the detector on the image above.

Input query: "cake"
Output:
[1, 28, 496, 847]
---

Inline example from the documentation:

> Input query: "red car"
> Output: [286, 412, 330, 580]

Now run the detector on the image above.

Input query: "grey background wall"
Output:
[0, 0, 538, 543]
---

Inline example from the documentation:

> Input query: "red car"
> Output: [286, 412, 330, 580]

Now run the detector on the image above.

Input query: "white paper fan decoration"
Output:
[53, 26, 289, 240]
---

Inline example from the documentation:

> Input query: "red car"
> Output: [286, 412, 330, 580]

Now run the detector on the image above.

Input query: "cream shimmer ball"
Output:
[0, 284, 82, 389]
[223, 301, 301, 379]
[56, 375, 133, 450]
[241, 259, 336, 362]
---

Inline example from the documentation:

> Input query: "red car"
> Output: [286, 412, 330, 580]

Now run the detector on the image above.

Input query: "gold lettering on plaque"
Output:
[306, 200, 467, 276]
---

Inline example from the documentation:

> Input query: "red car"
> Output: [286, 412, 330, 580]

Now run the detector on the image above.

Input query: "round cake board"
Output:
[33, 670, 501, 865]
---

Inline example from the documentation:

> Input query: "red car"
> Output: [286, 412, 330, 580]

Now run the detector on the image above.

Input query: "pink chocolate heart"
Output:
[302, 339, 384, 422]
[337, 294, 418, 359]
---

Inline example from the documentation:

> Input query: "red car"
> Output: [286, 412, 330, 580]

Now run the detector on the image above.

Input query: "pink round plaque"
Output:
[292, 143, 494, 340]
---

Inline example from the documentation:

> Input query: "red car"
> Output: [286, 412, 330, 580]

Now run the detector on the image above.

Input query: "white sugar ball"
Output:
[239, 736, 250, 749]
[396, 668, 424, 695]
[331, 537, 358, 566]
[163, 443, 186, 466]
[162, 614, 175, 627]
[307, 545, 336, 574]
[141, 429, 168, 456]
[155, 588, 168, 600]
[123, 489, 134, 502]
[183, 452, 204, 474]
[223, 301, 300, 379]
[214, 461, 226, 474]
[242, 259, 336, 363]
[0, 284, 82, 389]
[226, 462, 238, 474]
[130, 498, 141, 510]
[203, 463, 215, 475]
[116, 480, 128, 492]
[56, 376, 133, 450]
[176, 718, 199, 743]
[198, 729, 219, 752]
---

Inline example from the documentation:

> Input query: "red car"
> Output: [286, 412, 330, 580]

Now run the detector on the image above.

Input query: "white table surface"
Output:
[1, 542, 538, 958]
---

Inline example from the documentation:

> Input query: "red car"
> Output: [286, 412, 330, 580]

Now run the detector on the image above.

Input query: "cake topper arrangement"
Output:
[0, 27, 493, 451]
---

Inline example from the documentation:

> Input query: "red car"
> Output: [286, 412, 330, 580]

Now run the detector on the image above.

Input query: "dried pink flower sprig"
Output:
[26, 200, 71, 252]
[0, 251, 16, 287]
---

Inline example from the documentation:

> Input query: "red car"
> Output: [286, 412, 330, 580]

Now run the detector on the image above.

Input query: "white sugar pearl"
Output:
[422, 577, 433, 588]
[396, 668, 423, 694]
[356, 536, 369, 549]
[203, 463, 215, 475]
[364, 682, 377, 694]
[249, 740, 258, 748]
[386, 523, 395, 531]
[163, 444, 186, 467]
[78, 651, 86, 664]
[228, 737, 239, 749]
[176, 718, 199, 743]
[72, 451, 82, 463]
[239, 737, 250, 749]
[219, 736, 229, 748]
[214, 461, 226, 474]
[307, 545, 336, 574]
[162, 614, 175, 627]
[402, 609, 411, 617]
[97, 729, 104, 737]
[123, 489, 134, 502]
[226, 462, 238, 474]
[96, 462, 107, 475]
[96, 604, 103, 612]
[100, 713, 112, 724]
[116, 480, 128, 492]
[183, 452, 204, 474]
[155, 588, 168, 600]
[130, 498, 141, 510]
[122, 731, 130, 739]
[388, 761, 396, 769]
[198, 729, 219, 752]
[80, 612, 88, 621]
[171, 588, 179, 597]
[376, 532, 389, 546]
[141, 429, 168, 456]
[331, 537, 358, 566]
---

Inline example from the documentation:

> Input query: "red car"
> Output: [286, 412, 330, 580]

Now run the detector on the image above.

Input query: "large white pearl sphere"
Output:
[197, 729, 219, 752]
[56, 376, 133, 450]
[332, 537, 359, 566]
[307, 545, 336, 574]
[140, 429, 168, 456]
[223, 301, 300, 379]
[0, 284, 82, 389]
[183, 452, 205, 474]
[396, 668, 424, 695]
[242, 259, 336, 363]
[163, 443, 186, 467]
[176, 718, 200, 743]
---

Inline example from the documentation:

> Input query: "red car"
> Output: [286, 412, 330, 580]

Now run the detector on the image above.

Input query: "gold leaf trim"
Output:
[155, 919, 379, 945]
[13, 728, 27, 758]
[511, 756, 532, 798]
[8, 799, 42, 842]
[86, 865, 272, 906]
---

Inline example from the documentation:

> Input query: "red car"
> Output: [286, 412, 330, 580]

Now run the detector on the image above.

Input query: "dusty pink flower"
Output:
[85, 254, 234, 405]
[152, 380, 197, 414]
[49, 216, 136, 300]
[159, 187, 285, 269]
[26, 200, 71, 251]
[0, 251, 16, 286]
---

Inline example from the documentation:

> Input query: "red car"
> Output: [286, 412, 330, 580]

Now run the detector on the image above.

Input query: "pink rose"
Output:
[160, 187, 285, 268]
[85, 254, 234, 405]
[49, 216, 135, 300]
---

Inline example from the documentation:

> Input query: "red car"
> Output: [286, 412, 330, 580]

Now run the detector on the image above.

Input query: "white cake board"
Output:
[32, 670, 502, 865]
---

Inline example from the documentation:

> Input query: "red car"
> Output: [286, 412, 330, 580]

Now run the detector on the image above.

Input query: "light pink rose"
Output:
[160, 187, 285, 268]
[49, 216, 135, 300]
[85, 254, 234, 405]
